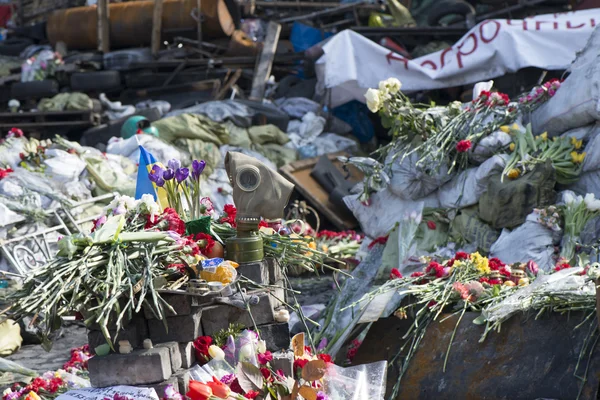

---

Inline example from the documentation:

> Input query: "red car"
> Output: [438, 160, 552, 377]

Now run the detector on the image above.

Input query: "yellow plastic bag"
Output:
[0, 319, 22, 357]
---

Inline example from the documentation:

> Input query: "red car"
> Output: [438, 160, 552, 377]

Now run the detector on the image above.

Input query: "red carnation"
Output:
[0, 167, 13, 180]
[294, 358, 309, 373]
[193, 232, 215, 256]
[368, 236, 389, 249]
[220, 204, 237, 227]
[8, 127, 24, 138]
[456, 140, 472, 153]
[425, 261, 444, 278]
[488, 257, 505, 271]
[260, 367, 272, 382]
[257, 351, 273, 365]
[245, 391, 260, 399]
[455, 251, 469, 260]
[389, 268, 403, 280]
[193, 336, 212, 364]
[318, 353, 332, 363]
[426, 220, 437, 230]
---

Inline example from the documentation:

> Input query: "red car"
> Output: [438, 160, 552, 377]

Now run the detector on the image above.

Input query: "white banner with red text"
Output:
[316, 9, 600, 107]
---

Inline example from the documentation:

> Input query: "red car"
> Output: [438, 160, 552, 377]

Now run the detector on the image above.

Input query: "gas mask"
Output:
[224, 152, 294, 263]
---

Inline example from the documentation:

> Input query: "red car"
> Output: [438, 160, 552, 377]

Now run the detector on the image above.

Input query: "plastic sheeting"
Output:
[437, 155, 507, 209]
[531, 27, 600, 136]
[386, 150, 454, 200]
[275, 97, 321, 119]
[490, 217, 556, 272]
[344, 188, 439, 238]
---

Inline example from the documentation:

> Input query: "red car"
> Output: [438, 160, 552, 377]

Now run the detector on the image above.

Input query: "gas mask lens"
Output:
[236, 166, 261, 192]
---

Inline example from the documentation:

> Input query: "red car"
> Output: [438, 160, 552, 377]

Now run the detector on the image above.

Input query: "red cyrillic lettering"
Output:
[456, 33, 477, 69]
[567, 21, 585, 29]
[506, 19, 528, 30]
[440, 47, 453, 69]
[480, 20, 501, 43]
[420, 60, 437, 70]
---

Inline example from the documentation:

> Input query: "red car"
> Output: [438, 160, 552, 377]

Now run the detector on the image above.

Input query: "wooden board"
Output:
[279, 152, 363, 231]
[249, 21, 281, 101]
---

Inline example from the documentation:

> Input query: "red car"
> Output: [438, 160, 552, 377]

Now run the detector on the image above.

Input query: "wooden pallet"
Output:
[0, 109, 100, 131]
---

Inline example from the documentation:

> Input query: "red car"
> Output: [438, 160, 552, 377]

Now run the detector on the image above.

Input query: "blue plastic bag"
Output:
[333, 100, 375, 143]
[290, 22, 333, 52]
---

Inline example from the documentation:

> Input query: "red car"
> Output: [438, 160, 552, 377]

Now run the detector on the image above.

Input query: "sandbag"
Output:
[559, 124, 598, 142]
[415, 218, 449, 253]
[43, 149, 87, 183]
[386, 150, 454, 200]
[38, 92, 93, 111]
[152, 114, 230, 146]
[531, 27, 600, 136]
[479, 160, 556, 229]
[248, 124, 289, 146]
[224, 121, 252, 148]
[0, 319, 22, 356]
[490, 220, 556, 272]
[344, 188, 439, 238]
[579, 124, 600, 172]
[275, 97, 321, 119]
[438, 155, 507, 209]
[565, 170, 600, 198]
[450, 207, 499, 253]
[252, 143, 297, 167]
[218, 145, 276, 171]
[470, 130, 511, 164]
[175, 139, 221, 177]
[0, 204, 24, 228]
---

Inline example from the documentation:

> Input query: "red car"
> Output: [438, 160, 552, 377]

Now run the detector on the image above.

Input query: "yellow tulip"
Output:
[580, 152, 587, 163]
[539, 132, 548, 141]
[571, 137, 577, 146]
[575, 139, 583, 150]
[512, 123, 520, 131]
[507, 169, 520, 179]
[500, 125, 511, 134]
[509, 143, 515, 152]
[571, 151, 586, 164]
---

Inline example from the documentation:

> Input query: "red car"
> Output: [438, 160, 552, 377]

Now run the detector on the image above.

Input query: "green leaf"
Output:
[472, 315, 487, 325]
[236, 361, 264, 392]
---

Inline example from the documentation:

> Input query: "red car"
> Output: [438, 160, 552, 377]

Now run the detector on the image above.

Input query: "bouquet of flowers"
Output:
[315, 230, 363, 265]
[501, 123, 584, 184]
[518, 78, 562, 111]
[561, 192, 600, 261]
[367, 78, 516, 175]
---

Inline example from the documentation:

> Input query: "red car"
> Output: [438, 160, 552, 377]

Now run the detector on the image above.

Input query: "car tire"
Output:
[427, 0, 476, 27]
[70, 71, 122, 92]
[10, 80, 59, 100]
[0, 38, 34, 57]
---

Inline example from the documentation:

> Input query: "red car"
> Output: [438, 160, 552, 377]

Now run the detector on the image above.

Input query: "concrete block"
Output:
[266, 282, 286, 310]
[137, 376, 178, 398]
[256, 322, 290, 352]
[265, 257, 283, 284]
[148, 309, 202, 343]
[88, 347, 171, 387]
[144, 294, 196, 319]
[85, 299, 139, 331]
[271, 350, 294, 377]
[237, 261, 269, 285]
[201, 292, 274, 336]
[173, 369, 191, 394]
[156, 342, 182, 372]
[179, 342, 196, 369]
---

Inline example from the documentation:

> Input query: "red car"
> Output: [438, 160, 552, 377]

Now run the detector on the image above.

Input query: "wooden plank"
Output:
[249, 21, 281, 101]
[196, 0, 203, 51]
[279, 152, 363, 231]
[97, 0, 110, 53]
[215, 69, 242, 100]
[151, 0, 164, 57]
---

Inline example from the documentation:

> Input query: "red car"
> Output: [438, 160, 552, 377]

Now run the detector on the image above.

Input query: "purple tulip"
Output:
[191, 159, 206, 181]
[175, 167, 189, 183]
[167, 159, 181, 171]
[162, 168, 175, 181]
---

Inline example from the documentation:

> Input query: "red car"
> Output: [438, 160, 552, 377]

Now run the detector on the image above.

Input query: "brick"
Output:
[271, 351, 294, 377]
[88, 319, 147, 354]
[88, 347, 171, 387]
[148, 309, 202, 343]
[156, 342, 182, 371]
[136, 376, 178, 398]
[256, 322, 290, 352]
[201, 292, 274, 336]
[265, 257, 283, 284]
[267, 281, 286, 310]
[179, 342, 196, 369]
[237, 261, 269, 285]
[144, 294, 195, 320]
[173, 369, 191, 394]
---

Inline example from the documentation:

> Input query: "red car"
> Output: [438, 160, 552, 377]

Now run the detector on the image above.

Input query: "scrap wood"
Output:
[249, 21, 281, 101]
[215, 69, 243, 100]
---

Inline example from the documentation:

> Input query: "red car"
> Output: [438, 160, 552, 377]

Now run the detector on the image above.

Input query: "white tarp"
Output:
[317, 9, 600, 107]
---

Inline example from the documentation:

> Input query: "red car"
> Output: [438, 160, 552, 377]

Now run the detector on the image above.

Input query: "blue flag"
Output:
[135, 145, 159, 201]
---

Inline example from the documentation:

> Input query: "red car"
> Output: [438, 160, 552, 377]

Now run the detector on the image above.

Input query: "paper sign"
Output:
[55, 386, 159, 400]
[316, 9, 600, 107]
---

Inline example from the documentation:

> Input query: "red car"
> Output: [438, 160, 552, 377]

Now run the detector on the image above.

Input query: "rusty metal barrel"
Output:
[46, 0, 235, 50]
